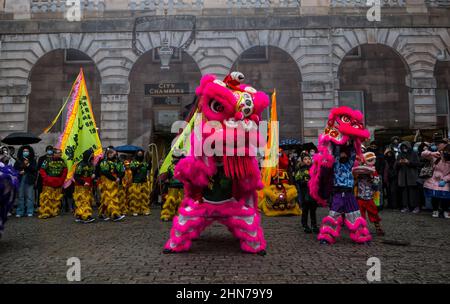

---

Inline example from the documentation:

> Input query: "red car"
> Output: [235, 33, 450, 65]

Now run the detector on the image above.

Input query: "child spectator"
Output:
[295, 153, 318, 234]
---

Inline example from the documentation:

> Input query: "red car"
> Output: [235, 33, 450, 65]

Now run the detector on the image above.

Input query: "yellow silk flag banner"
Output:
[261, 90, 279, 187]
[159, 109, 198, 175]
[55, 68, 103, 187]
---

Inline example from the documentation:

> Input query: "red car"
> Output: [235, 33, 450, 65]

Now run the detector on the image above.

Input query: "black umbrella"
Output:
[1, 132, 41, 145]
[114, 145, 143, 154]
[299, 142, 317, 153]
[279, 138, 302, 150]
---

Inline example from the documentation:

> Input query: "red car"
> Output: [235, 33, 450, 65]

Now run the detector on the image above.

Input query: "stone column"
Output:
[99, 83, 130, 147]
[4, 0, 31, 20]
[301, 80, 335, 143]
[0, 84, 30, 138]
[409, 78, 438, 129]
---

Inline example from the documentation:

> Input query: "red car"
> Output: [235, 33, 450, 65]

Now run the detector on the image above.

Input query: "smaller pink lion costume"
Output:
[308, 106, 372, 245]
[163, 72, 269, 254]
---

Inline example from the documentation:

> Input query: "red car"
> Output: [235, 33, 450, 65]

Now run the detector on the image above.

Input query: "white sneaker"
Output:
[133, 213, 138, 217]
[15, 214, 21, 218]
[432, 211, 439, 218]
[444, 211, 450, 219]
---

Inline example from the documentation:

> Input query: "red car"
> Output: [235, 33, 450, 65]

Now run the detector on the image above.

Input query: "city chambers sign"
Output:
[145, 83, 190, 96]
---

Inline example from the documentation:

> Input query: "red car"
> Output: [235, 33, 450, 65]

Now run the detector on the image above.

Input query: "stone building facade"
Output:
[0, 0, 449, 152]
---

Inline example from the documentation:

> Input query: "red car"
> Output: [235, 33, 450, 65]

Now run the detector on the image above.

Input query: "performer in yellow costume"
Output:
[117, 158, 129, 216]
[98, 148, 125, 222]
[128, 150, 151, 216]
[260, 149, 301, 216]
[38, 149, 67, 219]
[160, 149, 185, 221]
[73, 149, 96, 223]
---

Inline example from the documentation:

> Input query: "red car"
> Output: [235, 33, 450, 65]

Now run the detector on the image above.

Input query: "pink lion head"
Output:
[322, 106, 370, 145]
[195, 73, 269, 124]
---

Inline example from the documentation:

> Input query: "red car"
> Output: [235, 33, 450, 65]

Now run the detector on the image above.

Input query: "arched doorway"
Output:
[434, 60, 450, 135]
[128, 47, 202, 155]
[28, 49, 101, 151]
[338, 44, 410, 144]
[231, 46, 303, 140]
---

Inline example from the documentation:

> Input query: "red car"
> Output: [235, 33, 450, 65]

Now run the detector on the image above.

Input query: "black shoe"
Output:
[303, 226, 312, 234]
[83, 217, 95, 224]
[312, 226, 319, 234]
[320, 239, 330, 245]
[163, 248, 174, 254]
[112, 215, 125, 222]
[256, 250, 266, 256]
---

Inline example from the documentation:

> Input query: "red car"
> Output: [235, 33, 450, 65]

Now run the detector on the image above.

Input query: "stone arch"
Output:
[337, 43, 411, 130]
[231, 45, 303, 140]
[27, 49, 102, 140]
[331, 28, 445, 80]
[127, 47, 202, 148]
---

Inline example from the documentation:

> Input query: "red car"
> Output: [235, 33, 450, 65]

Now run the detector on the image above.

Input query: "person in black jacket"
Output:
[395, 141, 421, 213]
[14, 145, 37, 217]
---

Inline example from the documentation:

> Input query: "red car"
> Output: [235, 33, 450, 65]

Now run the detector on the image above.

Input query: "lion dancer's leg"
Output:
[128, 183, 140, 216]
[161, 188, 180, 221]
[163, 199, 212, 252]
[38, 186, 52, 219]
[101, 177, 123, 221]
[140, 182, 151, 216]
[118, 185, 128, 216]
[38, 186, 62, 219]
[74, 186, 94, 222]
[220, 204, 266, 254]
[318, 193, 344, 244]
[343, 193, 372, 244]
[97, 180, 107, 219]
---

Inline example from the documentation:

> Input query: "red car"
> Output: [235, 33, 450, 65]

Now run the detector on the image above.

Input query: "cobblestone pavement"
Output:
[0, 207, 449, 283]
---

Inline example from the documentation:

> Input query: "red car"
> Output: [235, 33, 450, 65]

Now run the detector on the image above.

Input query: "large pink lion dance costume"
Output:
[163, 72, 269, 254]
[308, 106, 372, 245]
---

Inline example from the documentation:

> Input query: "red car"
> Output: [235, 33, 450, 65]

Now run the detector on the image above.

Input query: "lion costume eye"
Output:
[210, 100, 224, 113]
[340, 115, 351, 123]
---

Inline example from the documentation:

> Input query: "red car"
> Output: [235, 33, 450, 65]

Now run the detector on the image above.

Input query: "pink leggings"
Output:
[164, 199, 266, 253]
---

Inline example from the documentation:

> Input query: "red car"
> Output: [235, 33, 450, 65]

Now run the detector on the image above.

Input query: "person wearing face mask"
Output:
[383, 149, 399, 209]
[13, 145, 37, 217]
[98, 148, 125, 222]
[73, 149, 96, 223]
[395, 141, 421, 214]
[421, 143, 450, 218]
[128, 150, 151, 216]
[387, 136, 400, 158]
[36, 145, 53, 209]
[38, 148, 67, 219]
